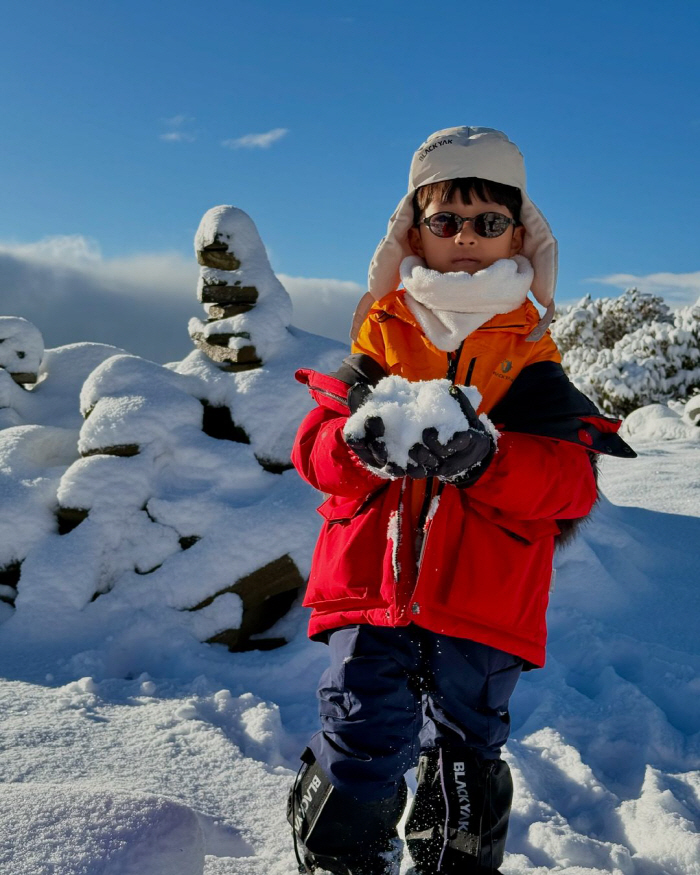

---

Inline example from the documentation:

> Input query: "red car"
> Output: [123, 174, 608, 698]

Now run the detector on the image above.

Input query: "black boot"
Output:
[287, 748, 407, 875]
[405, 747, 512, 874]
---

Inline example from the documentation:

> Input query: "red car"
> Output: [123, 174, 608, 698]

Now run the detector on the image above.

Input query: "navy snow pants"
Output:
[309, 624, 523, 802]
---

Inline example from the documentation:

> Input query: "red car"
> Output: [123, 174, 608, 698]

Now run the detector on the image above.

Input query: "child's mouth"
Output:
[452, 256, 481, 268]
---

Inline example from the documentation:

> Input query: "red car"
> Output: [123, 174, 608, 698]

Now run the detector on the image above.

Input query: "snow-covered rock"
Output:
[0, 209, 348, 654]
[190, 206, 293, 367]
[621, 403, 699, 442]
[0, 315, 44, 382]
[685, 393, 700, 425]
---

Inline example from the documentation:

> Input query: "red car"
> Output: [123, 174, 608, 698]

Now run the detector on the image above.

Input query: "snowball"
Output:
[344, 376, 493, 469]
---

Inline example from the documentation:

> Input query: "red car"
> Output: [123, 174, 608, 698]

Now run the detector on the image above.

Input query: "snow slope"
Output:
[0, 434, 698, 874]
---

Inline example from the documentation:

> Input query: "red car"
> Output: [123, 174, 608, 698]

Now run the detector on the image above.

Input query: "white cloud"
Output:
[0, 237, 200, 363]
[222, 128, 289, 150]
[162, 114, 190, 127]
[159, 114, 196, 143]
[160, 131, 195, 143]
[589, 271, 700, 308]
[0, 237, 358, 360]
[280, 274, 362, 344]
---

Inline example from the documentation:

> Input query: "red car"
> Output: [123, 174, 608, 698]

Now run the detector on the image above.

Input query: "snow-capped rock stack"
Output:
[37, 349, 316, 652]
[1, 208, 348, 654]
[0, 317, 44, 386]
[189, 206, 293, 373]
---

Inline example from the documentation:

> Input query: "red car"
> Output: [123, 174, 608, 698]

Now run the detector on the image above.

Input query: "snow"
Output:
[175, 328, 344, 465]
[1, 341, 125, 430]
[621, 403, 699, 442]
[2, 785, 206, 875]
[0, 424, 77, 568]
[343, 375, 495, 469]
[1, 222, 699, 872]
[1, 420, 698, 875]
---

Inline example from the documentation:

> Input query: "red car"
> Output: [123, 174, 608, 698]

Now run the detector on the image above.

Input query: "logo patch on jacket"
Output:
[492, 360, 514, 382]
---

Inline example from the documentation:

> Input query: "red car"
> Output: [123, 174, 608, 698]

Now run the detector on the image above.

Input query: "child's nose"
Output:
[455, 222, 478, 243]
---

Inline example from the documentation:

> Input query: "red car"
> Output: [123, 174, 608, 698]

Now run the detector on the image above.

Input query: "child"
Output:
[287, 127, 635, 875]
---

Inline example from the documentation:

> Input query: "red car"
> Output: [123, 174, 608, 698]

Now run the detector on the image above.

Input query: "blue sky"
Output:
[1, 0, 699, 356]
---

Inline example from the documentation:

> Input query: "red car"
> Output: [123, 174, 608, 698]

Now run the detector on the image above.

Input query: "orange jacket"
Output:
[352, 290, 563, 527]
[352, 290, 561, 410]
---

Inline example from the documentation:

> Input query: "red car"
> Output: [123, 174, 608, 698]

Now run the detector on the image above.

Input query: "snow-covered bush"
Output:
[552, 290, 700, 417]
[552, 289, 672, 355]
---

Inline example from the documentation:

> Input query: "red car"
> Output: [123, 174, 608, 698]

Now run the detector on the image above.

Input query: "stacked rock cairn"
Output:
[189, 205, 292, 374]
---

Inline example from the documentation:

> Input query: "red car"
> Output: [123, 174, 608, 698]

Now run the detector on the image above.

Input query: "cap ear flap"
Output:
[367, 193, 416, 303]
[350, 292, 376, 342]
[519, 194, 558, 309]
[526, 300, 556, 342]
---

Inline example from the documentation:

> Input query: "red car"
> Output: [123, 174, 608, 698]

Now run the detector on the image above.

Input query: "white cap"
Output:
[352, 127, 557, 342]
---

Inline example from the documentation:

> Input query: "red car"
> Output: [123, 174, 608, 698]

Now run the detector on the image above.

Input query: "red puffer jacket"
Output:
[292, 293, 632, 667]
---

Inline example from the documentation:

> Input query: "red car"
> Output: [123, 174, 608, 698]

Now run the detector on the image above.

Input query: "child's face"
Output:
[407, 192, 524, 275]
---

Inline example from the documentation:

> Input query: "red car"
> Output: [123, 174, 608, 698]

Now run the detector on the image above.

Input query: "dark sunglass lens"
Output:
[476, 212, 510, 238]
[428, 213, 461, 237]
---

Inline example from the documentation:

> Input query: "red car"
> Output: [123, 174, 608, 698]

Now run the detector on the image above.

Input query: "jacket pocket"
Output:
[317, 485, 388, 524]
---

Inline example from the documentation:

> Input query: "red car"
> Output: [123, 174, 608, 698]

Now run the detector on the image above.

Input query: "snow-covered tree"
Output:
[552, 291, 700, 417]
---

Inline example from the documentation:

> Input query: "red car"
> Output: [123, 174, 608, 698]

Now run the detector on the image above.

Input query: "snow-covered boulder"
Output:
[0, 316, 44, 384]
[621, 403, 699, 442]
[1, 206, 348, 655]
[685, 393, 700, 425]
[0, 340, 128, 608]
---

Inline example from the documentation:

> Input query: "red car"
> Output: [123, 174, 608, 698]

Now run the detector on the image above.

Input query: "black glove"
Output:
[400, 387, 494, 485]
[344, 382, 495, 484]
[345, 414, 394, 473]
[432, 386, 496, 486]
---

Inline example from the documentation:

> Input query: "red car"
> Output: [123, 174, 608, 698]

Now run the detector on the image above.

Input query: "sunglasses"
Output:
[420, 211, 517, 239]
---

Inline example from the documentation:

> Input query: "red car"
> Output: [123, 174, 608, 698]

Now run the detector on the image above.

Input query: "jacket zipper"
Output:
[315, 387, 349, 406]
[411, 345, 476, 609]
